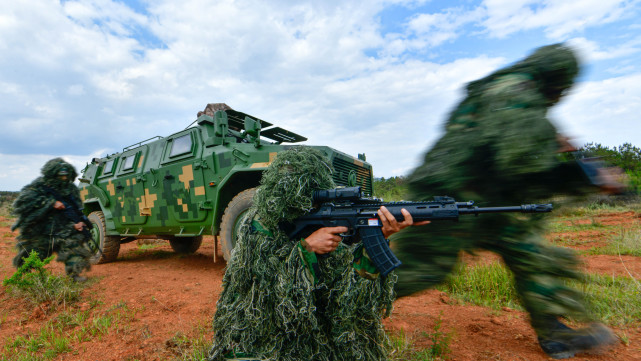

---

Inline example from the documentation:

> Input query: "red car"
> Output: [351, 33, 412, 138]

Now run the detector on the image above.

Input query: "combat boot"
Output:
[537, 320, 617, 359]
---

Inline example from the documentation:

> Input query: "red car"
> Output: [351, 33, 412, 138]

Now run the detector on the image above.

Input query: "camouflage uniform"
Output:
[209, 147, 395, 361]
[11, 158, 92, 278]
[393, 44, 609, 344]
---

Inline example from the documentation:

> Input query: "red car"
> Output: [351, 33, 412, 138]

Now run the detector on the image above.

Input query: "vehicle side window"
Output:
[122, 155, 136, 170]
[102, 159, 115, 176]
[117, 151, 141, 175]
[170, 134, 193, 157]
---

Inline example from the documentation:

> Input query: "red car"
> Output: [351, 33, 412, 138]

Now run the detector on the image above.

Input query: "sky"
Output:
[1, 0, 640, 191]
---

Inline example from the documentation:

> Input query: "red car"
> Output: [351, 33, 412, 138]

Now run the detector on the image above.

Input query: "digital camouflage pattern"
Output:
[78, 104, 373, 263]
[11, 158, 92, 277]
[393, 44, 595, 336]
[209, 147, 396, 361]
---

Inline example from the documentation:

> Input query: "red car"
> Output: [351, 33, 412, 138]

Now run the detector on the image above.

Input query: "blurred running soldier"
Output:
[11, 158, 92, 282]
[208, 147, 420, 361]
[393, 43, 622, 359]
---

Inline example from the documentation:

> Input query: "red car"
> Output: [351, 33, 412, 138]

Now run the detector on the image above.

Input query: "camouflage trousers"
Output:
[13, 233, 92, 277]
[392, 213, 588, 336]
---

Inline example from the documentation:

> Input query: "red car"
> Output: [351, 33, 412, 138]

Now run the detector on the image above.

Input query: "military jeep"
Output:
[78, 103, 373, 263]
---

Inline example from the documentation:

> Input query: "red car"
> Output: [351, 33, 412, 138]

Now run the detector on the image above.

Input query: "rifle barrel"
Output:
[458, 204, 553, 215]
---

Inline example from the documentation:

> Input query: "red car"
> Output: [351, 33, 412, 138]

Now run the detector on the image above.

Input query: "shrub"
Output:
[3, 251, 83, 307]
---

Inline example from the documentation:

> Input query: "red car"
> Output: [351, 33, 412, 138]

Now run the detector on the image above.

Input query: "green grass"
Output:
[437, 263, 522, 311]
[577, 273, 641, 326]
[167, 326, 212, 361]
[3, 310, 91, 360]
[138, 243, 163, 250]
[548, 217, 609, 233]
[554, 197, 640, 217]
[388, 315, 453, 361]
[547, 202, 641, 256]
[1, 302, 140, 360]
[438, 262, 641, 326]
[582, 225, 641, 256]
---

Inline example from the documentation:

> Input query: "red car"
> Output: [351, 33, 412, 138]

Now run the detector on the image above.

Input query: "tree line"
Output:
[374, 143, 641, 200]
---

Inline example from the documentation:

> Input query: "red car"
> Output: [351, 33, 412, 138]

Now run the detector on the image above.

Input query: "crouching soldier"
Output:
[11, 158, 92, 282]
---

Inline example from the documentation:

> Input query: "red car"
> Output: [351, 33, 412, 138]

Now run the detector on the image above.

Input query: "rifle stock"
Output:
[285, 187, 553, 277]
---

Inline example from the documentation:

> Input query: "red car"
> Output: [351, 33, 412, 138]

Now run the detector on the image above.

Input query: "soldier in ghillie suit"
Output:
[11, 158, 92, 282]
[392, 43, 621, 359]
[209, 147, 416, 361]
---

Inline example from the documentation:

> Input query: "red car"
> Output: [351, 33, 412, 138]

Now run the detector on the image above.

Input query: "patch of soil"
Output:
[1, 212, 640, 361]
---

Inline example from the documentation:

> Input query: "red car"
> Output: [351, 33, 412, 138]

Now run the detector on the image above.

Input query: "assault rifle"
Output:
[42, 186, 102, 256]
[283, 187, 553, 277]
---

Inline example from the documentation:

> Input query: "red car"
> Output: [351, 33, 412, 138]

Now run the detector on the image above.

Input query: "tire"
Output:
[168, 236, 203, 254]
[87, 211, 121, 264]
[220, 188, 256, 261]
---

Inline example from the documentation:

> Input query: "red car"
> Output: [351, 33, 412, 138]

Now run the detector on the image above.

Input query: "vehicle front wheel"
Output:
[219, 188, 256, 261]
[87, 211, 121, 264]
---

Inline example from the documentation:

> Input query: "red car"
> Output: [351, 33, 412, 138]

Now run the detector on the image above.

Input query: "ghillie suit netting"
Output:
[11, 158, 92, 276]
[392, 44, 597, 335]
[209, 147, 396, 361]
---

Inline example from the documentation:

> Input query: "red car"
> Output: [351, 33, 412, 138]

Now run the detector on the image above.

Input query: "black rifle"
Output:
[284, 187, 553, 277]
[42, 186, 102, 256]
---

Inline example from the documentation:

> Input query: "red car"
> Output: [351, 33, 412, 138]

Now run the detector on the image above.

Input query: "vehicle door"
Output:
[160, 129, 209, 223]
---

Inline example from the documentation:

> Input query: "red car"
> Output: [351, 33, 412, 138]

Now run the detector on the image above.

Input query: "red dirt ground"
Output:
[1, 211, 640, 361]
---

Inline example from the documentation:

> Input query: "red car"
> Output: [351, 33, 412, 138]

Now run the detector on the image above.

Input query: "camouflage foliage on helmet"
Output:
[253, 146, 335, 229]
[41, 157, 78, 181]
[209, 147, 395, 361]
[466, 43, 579, 105]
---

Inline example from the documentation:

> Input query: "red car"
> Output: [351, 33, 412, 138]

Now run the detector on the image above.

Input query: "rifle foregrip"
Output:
[359, 227, 401, 277]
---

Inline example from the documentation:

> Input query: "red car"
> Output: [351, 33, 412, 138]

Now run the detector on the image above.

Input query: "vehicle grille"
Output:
[332, 157, 373, 195]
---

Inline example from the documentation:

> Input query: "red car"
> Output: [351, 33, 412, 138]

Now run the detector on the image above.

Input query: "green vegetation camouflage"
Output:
[392, 43, 596, 336]
[77, 104, 373, 264]
[209, 147, 395, 361]
[11, 158, 92, 277]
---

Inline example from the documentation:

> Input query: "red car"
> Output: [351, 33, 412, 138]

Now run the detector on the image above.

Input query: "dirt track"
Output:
[1, 212, 640, 361]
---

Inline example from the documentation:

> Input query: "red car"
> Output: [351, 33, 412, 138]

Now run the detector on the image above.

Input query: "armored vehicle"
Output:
[79, 103, 373, 263]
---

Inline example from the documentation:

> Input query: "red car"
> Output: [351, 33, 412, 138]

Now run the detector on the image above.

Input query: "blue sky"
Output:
[1, 0, 640, 191]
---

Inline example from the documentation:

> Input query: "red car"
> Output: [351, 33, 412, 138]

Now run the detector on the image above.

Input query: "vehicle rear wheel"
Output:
[87, 211, 121, 264]
[220, 188, 256, 261]
[168, 236, 203, 254]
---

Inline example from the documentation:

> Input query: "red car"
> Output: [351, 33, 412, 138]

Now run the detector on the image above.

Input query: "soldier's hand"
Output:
[378, 206, 430, 238]
[53, 201, 66, 210]
[303, 226, 348, 254]
[556, 134, 578, 153]
[597, 167, 628, 194]
[74, 222, 86, 231]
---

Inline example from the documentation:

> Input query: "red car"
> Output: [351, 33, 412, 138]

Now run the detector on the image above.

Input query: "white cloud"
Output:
[481, 0, 640, 39]
[0, 0, 639, 192]
[405, 6, 485, 47]
[63, 0, 148, 35]
[0, 151, 106, 191]
[553, 73, 641, 147]
[292, 56, 505, 178]
[568, 36, 641, 62]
